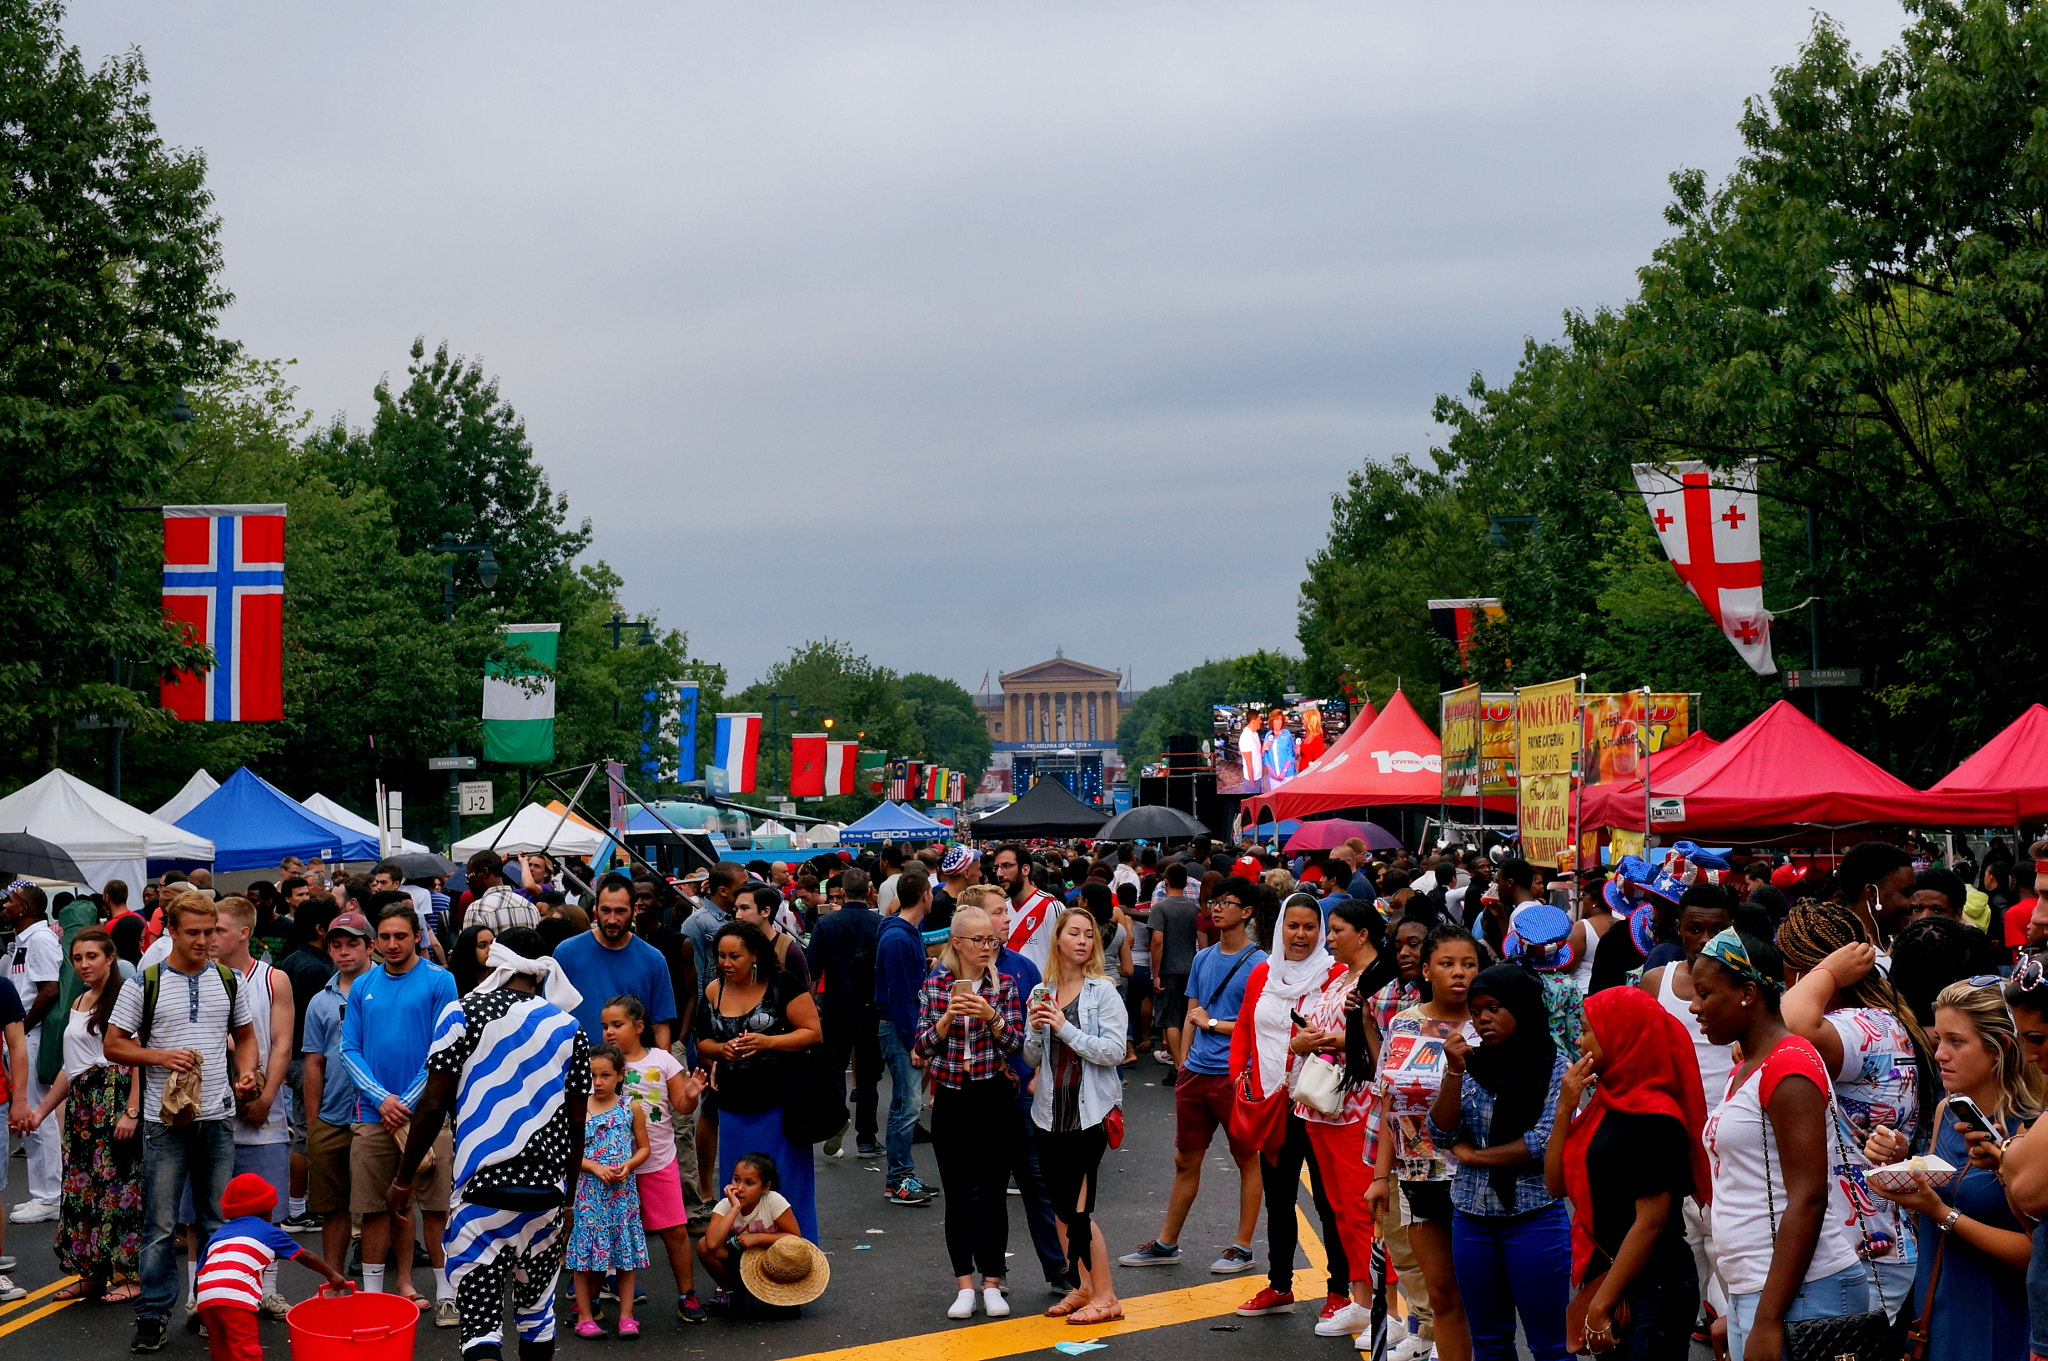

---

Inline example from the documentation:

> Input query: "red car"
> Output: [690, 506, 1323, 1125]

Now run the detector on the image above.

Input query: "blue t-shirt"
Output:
[300, 974, 360, 1127]
[1181, 940, 1266, 1075]
[340, 957, 456, 1122]
[550, 930, 679, 1041]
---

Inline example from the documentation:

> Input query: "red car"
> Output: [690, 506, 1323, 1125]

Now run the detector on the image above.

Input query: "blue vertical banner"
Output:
[676, 681, 699, 784]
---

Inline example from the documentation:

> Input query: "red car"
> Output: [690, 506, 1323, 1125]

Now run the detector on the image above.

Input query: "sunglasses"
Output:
[2012, 955, 2047, 993]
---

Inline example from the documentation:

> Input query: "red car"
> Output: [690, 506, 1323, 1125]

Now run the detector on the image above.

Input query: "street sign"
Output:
[1783, 669, 1862, 689]
[1649, 796, 1687, 824]
[429, 755, 477, 771]
[777, 803, 797, 816]
[457, 781, 494, 816]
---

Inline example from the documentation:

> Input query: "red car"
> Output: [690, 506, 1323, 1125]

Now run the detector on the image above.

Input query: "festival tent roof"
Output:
[1247, 690, 1466, 822]
[302, 793, 431, 856]
[451, 803, 612, 860]
[1579, 701, 2012, 835]
[177, 768, 380, 872]
[838, 801, 954, 844]
[1931, 704, 2048, 822]
[0, 769, 151, 891]
[152, 769, 219, 824]
[969, 779, 1109, 839]
[1575, 731, 1724, 829]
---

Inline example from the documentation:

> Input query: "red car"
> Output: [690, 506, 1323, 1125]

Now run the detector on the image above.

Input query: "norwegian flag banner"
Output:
[1632, 460, 1777, 676]
[825, 741, 858, 796]
[161, 504, 287, 721]
[789, 733, 828, 797]
[713, 713, 761, 793]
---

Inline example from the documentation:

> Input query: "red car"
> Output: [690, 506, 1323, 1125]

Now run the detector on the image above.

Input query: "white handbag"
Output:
[1292, 1055, 1346, 1117]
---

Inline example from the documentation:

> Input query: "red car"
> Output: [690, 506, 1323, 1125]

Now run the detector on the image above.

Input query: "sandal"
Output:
[102, 1283, 140, 1303]
[1046, 1289, 1092, 1318]
[1068, 1302, 1123, 1326]
[51, 1281, 97, 1301]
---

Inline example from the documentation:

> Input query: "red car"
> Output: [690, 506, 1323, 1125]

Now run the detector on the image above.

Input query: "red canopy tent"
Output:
[1932, 704, 2048, 822]
[1579, 700, 2010, 836]
[1577, 731, 1720, 828]
[1247, 690, 1468, 822]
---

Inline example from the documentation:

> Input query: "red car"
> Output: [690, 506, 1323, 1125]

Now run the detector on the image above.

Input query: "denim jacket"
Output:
[1022, 974, 1128, 1133]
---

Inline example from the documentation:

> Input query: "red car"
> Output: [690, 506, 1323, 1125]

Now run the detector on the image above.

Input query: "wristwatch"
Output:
[1939, 1208, 1963, 1234]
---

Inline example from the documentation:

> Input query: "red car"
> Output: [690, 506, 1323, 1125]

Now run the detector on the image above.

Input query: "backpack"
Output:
[134, 962, 240, 1052]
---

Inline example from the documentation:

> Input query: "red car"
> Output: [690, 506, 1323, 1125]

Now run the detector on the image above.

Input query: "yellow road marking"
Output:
[0, 1298, 74, 1337]
[0, 1276, 79, 1319]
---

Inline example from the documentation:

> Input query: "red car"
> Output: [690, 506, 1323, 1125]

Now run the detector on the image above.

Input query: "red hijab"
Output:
[1562, 986, 1713, 1285]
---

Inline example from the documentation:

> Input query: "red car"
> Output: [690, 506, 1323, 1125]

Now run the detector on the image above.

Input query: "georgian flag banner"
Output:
[482, 624, 560, 764]
[789, 733, 828, 797]
[1632, 460, 1777, 676]
[714, 713, 762, 794]
[161, 505, 287, 722]
[825, 741, 858, 795]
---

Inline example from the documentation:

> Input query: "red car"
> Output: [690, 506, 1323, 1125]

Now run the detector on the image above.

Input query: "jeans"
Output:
[822, 1006, 882, 1143]
[1613, 1249, 1700, 1361]
[1726, 1262, 1873, 1361]
[1012, 1097, 1068, 1284]
[1451, 1204, 1572, 1361]
[877, 1020, 920, 1187]
[139, 1119, 235, 1322]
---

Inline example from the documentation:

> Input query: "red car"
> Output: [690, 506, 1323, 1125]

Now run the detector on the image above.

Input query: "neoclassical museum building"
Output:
[975, 654, 1133, 804]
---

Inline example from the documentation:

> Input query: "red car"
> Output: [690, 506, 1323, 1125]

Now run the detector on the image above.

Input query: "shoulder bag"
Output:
[1761, 1086, 1897, 1361]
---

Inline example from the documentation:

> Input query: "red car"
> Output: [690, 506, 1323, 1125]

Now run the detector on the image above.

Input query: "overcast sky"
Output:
[70, 2, 1911, 696]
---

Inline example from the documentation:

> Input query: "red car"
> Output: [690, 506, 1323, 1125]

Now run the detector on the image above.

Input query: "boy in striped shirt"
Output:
[195, 1173, 344, 1360]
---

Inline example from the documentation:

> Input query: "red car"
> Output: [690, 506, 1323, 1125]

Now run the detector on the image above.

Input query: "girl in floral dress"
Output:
[568, 1046, 650, 1337]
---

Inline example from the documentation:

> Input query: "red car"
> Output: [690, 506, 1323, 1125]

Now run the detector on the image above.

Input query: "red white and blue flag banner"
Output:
[825, 741, 858, 796]
[161, 504, 287, 721]
[888, 757, 909, 800]
[1632, 460, 1776, 676]
[789, 733, 828, 798]
[713, 713, 761, 793]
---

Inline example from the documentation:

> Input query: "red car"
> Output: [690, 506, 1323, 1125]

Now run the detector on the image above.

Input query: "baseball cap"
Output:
[328, 910, 371, 939]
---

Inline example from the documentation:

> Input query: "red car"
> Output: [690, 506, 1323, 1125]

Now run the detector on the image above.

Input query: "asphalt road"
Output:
[14, 1063, 1385, 1361]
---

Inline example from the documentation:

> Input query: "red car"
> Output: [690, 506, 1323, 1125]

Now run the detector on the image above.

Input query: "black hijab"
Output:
[1463, 962, 1558, 1213]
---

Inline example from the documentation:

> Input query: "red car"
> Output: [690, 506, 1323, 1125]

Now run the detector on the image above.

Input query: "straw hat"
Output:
[740, 1237, 830, 1307]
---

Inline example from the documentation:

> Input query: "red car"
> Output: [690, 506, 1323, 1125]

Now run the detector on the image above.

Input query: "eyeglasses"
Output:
[957, 936, 1002, 949]
[1966, 974, 2006, 989]
[1213, 899, 1244, 911]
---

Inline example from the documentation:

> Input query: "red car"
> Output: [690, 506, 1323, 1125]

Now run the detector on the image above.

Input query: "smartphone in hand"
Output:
[1950, 1094, 2004, 1146]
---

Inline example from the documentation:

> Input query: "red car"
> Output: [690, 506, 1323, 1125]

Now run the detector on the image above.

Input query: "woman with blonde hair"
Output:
[1864, 976, 2038, 1361]
[1025, 907, 1128, 1325]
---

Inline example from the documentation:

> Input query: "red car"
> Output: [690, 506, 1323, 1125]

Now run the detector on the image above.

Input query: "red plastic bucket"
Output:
[287, 1283, 419, 1361]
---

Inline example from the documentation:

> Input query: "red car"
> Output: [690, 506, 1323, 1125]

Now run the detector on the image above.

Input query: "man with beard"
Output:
[989, 843, 1060, 973]
[551, 874, 677, 1048]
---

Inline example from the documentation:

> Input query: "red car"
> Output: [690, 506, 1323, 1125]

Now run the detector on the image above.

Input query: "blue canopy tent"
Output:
[837, 802, 951, 845]
[176, 767, 380, 871]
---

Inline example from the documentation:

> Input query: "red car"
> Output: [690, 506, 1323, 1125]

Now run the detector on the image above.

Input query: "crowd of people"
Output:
[4, 828, 2048, 1360]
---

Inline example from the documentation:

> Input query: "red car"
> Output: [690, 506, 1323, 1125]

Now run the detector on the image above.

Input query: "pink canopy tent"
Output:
[1247, 690, 1474, 823]
[1580, 701, 2011, 836]
[1932, 704, 2048, 822]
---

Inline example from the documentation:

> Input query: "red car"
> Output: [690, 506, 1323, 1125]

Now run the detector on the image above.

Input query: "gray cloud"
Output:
[71, 1, 1910, 691]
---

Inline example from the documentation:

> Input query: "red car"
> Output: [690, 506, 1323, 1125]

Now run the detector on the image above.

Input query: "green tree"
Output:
[1117, 653, 1304, 769]
[0, 1, 231, 774]
[897, 673, 992, 790]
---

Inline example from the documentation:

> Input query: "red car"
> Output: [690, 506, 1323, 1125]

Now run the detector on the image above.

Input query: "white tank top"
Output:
[1657, 961, 1733, 1115]
[233, 959, 289, 1146]
[1571, 916, 1609, 991]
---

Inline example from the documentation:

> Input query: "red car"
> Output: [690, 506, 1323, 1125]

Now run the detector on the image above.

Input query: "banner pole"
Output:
[1641, 685, 1653, 847]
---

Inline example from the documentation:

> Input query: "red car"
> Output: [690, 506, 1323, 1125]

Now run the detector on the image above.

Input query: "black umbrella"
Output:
[384, 851, 460, 880]
[1095, 805, 1208, 840]
[0, 832, 86, 883]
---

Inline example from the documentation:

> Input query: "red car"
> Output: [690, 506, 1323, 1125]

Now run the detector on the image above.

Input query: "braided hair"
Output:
[1777, 898, 1940, 1153]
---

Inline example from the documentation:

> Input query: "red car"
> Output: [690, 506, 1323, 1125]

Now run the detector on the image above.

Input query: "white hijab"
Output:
[1251, 893, 1333, 1093]
[474, 940, 584, 1015]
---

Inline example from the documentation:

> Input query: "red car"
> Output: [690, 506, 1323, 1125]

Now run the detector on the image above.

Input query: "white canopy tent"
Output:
[302, 793, 431, 856]
[152, 769, 219, 824]
[451, 804, 610, 860]
[0, 769, 215, 891]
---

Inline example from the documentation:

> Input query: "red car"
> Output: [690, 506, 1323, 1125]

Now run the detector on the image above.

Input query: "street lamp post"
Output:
[604, 611, 655, 729]
[427, 533, 500, 850]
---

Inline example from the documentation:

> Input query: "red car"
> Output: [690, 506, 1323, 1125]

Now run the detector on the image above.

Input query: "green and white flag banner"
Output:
[483, 623, 560, 765]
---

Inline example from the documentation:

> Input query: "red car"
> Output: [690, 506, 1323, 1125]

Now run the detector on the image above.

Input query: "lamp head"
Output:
[477, 546, 501, 589]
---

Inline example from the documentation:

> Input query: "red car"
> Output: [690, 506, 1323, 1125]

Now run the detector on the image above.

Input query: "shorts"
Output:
[1173, 1069, 1255, 1161]
[1401, 1178, 1454, 1224]
[350, 1121, 453, 1215]
[305, 1115, 353, 1217]
[638, 1160, 686, 1232]
[1154, 977, 1190, 1031]
[285, 1059, 309, 1155]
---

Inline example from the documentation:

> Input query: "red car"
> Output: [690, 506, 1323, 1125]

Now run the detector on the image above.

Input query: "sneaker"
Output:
[184, 1300, 202, 1333]
[1316, 1301, 1372, 1337]
[9, 1197, 56, 1224]
[436, 1297, 459, 1328]
[982, 1286, 1010, 1317]
[574, 1319, 605, 1338]
[823, 1120, 849, 1158]
[0, 1256, 15, 1273]
[279, 1210, 322, 1235]
[856, 1140, 882, 1156]
[948, 1287, 977, 1319]
[676, 1291, 707, 1324]
[0, 1276, 22, 1304]
[259, 1292, 290, 1320]
[884, 1178, 933, 1206]
[1117, 1240, 1181, 1267]
[1390, 1334, 1435, 1361]
[1235, 1287, 1296, 1317]
[1152, 1048, 1172, 1066]
[707, 1289, 730, 1309]
[1210, 1245, 1255, 1274]
[1319, 1293, 1349, 1321]
[129, 1319, 168, 1354]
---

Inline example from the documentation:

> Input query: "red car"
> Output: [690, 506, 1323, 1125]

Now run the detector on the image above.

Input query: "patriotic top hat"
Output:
[1645, 841, 1737, 904]
[1504, 903, 1575, 973]
[1603, 855, 1658, 917]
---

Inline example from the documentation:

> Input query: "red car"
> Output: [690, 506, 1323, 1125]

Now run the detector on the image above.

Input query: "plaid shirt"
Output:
[1428, 1052, 1567, 1216]
[913, 967, 1024, 1089]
